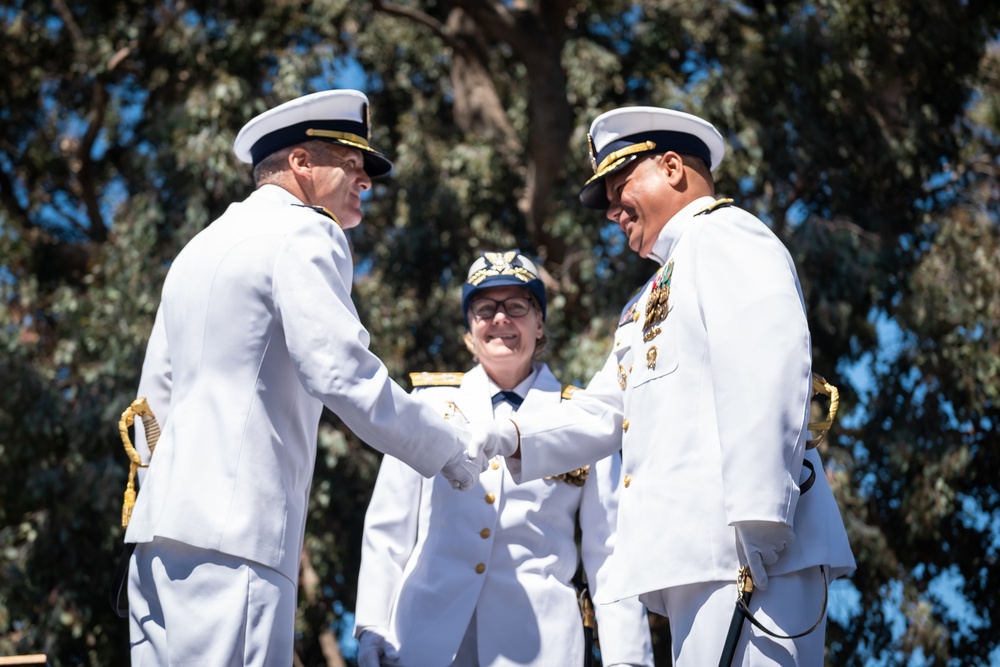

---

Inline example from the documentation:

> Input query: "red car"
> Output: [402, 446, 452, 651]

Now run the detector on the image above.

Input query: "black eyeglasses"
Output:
[470, 296, 534, 320]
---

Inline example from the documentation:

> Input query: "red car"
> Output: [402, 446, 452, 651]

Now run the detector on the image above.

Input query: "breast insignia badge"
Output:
[642, 260, 672, 342]
[617, 364, 628, 390]
[646, 346, 658, 370]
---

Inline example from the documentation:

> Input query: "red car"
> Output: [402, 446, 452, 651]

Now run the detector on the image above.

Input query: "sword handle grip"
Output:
[118, 397, 160, 527]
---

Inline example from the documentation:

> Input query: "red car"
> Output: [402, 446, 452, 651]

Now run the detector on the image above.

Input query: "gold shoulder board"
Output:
[409, 372, 464, 387]
[701, 197, 734, 214]
[561, 384, 582, 400]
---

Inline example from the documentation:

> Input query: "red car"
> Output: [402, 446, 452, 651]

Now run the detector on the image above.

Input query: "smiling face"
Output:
[466, 285, 544, 387]
[603, 153, 682, 258]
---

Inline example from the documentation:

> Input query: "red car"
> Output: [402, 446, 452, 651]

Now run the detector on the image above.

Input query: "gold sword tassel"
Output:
[118, 397, 160, 527]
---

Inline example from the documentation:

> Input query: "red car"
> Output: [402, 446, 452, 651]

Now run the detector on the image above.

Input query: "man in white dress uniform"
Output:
[471, 107, 857, 665]
[124, 89, 485, 666]
[354, 251, 654, 667]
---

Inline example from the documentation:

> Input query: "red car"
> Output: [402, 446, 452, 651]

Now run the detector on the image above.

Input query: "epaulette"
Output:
[409, 372, 464, 387]
[561, 384, 582, 400]
[694, 197, 734, 216]
[293, 203, 341, 224]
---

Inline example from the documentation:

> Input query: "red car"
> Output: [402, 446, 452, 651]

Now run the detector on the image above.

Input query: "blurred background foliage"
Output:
[2, 0, 999, 664]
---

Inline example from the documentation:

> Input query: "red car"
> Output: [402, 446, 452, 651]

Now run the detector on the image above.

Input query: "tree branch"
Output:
[372, 0, 458, 49]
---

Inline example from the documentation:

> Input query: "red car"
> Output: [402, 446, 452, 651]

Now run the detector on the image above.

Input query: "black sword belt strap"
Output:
[799, 458, 816, 494]
[111, 542, 137, 618]
[737, 565, 828, 639]
[718, 565, 829, 666]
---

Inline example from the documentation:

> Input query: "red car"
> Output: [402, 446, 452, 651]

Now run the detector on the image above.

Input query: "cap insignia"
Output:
[468, 251, 535, 286]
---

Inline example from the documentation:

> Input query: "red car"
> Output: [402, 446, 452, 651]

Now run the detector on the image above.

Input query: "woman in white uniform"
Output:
[354, 250, 654, 667]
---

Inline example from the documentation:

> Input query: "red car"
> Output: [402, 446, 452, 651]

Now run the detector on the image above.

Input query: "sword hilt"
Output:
[806, 373, 839, 449]
[118, 397, 160, 527]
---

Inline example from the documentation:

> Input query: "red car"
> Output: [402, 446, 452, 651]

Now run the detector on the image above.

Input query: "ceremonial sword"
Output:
[718, 374, 839, 666]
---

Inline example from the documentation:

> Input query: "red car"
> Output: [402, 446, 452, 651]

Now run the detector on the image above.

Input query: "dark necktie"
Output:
[492, 391, 523, 411]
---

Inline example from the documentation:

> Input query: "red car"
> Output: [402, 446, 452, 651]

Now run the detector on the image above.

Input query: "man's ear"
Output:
[287, 146, 312, 177]
[657, 151, 686, 186]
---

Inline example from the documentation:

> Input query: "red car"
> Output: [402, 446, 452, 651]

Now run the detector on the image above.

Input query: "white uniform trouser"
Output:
[640, 568, 827, 666]
[128, 537, 297, 666]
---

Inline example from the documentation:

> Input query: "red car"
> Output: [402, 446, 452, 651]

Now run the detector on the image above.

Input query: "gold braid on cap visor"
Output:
[583, 140, 657, 187]
[306, 128, 372, 151]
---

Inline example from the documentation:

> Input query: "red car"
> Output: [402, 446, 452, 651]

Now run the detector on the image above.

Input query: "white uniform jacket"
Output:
[124, 184, 461, 582]
[510, 197, 856, 602]
[355, 364, 654, 667]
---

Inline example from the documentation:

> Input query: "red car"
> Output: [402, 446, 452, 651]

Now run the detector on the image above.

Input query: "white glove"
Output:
[735, 520, 794, 591]
[467, 419, 520, 460]
[357, 627, 398, 667]
[440, 442, 487, 491]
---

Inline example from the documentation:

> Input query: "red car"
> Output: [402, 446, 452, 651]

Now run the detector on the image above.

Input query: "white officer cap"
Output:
[580, 106, 725, 209]
[233, 89, 393, 177]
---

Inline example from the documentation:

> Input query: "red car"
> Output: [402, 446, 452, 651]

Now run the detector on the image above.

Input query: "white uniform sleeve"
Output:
[694, 215, 812, 525]
[511, 350, 624, 483]
[354, 454, 423, 633]
[272, 220, 460, 477]
[579, 452, 654, 666]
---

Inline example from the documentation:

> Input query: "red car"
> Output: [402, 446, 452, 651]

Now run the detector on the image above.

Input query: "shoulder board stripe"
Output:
[561, 384, 582, 400]
[695, 197, 734, 216]
[409, 372, 464, 387]
[293, 203, 341, 224]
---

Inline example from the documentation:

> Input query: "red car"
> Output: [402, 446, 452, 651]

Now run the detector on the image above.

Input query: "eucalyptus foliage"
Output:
[2, 1, 999, 665]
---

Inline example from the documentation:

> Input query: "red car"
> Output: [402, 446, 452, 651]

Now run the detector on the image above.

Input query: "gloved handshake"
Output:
[356, 627, 398, 667]
[439, 418, 521, 491]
